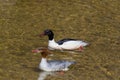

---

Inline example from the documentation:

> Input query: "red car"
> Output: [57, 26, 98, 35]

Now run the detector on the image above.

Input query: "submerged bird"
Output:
[39, 29, 88, 51]
[32, 47, 75, 72]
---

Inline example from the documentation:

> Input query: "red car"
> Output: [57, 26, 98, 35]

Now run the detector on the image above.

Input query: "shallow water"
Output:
[0, 0, 120, 80]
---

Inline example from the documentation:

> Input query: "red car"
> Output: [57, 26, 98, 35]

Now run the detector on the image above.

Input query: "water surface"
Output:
[0, 0, 120, 80]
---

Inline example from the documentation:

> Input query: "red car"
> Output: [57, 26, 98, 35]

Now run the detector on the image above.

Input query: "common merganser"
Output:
[39, 29, 89, 51]
[32, 47, 75, 72]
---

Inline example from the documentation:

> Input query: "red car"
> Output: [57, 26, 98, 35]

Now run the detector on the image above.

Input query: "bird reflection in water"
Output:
[38, 71, 65, 80]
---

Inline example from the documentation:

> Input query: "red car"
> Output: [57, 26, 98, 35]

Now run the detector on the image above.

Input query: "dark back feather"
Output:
[57, 38, 77, 45]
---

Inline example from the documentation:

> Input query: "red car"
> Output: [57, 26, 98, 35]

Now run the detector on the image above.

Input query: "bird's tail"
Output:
[81, 42, 89, 46]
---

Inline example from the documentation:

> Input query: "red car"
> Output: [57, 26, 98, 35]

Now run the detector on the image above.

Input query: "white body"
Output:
[39, 58, 75, 71]
[48, 39, 88, 50]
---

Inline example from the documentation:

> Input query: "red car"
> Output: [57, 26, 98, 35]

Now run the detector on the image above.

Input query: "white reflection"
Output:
[38, 71, 66, 80]
[38, 71, 55, 80]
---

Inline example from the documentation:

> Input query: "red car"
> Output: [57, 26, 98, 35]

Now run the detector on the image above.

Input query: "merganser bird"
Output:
[32, 47, 75, 71]
[39, 29, 88, 51]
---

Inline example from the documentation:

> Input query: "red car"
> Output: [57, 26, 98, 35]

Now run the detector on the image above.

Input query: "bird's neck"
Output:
[49, 39, 57, 44]
[48, 34, 54, 40]
[41, 58, 48, 65]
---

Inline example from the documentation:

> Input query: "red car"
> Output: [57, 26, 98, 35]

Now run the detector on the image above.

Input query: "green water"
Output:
[0, 0, 120, 80]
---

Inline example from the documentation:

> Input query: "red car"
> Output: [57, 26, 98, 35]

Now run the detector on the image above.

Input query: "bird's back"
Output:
[48, 60, 75, 71]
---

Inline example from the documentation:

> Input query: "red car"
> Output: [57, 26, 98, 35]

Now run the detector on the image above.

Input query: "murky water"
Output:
[0, 0, 120, 80]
